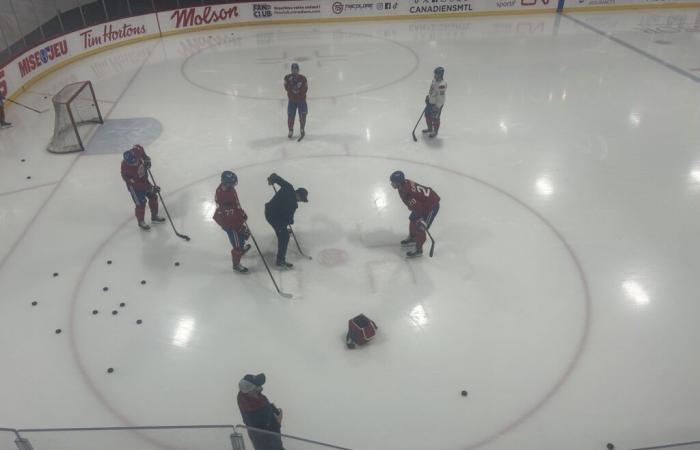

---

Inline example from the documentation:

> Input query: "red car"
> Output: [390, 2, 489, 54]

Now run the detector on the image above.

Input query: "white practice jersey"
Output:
[428, 79, 447, 108]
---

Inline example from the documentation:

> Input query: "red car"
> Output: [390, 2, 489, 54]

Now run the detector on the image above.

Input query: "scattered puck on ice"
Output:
[55, 329, 61, 334]
[31, 301, 37, 306]
[92, 310, 98, 315]
[53, 272, 59, 277]
[107, 367, 114, 373]
[174, 262, 180, 266]
[136, 319, 142, 325]
[26, 176, 31, 179]
[607, 444, 614, 450]
[106, 260, 112, 265]
[20, 158, 26, 162]
[103, 286, 109, 291]
[43, 96, 47, 99]
[119, 302, 125, 307]
[461, 390, 468, 397]
[140, 280, 146, 285]
[112, 310, 118, 315]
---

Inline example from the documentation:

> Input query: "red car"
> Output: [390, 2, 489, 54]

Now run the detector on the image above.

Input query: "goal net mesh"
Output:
[47, 81, 103, 153]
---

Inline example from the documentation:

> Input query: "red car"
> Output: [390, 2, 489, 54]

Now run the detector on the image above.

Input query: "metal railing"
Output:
[0, 424, 351, 450]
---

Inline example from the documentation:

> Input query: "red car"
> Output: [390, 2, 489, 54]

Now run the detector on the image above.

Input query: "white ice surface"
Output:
[1, 8, 700, 450]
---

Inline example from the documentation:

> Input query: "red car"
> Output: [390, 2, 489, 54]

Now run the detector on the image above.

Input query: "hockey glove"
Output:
[150, 185, 161, 194]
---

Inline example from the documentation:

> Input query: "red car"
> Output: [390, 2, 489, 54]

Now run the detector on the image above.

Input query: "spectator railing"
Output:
[234, 425, 352, 450]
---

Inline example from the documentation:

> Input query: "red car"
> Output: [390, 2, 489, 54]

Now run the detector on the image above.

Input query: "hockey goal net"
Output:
[47, 81, 103, 153]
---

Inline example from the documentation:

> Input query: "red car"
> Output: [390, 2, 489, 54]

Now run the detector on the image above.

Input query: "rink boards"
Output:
[1, 0, 699, 104]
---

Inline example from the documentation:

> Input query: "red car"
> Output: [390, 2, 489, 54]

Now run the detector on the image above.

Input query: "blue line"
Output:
[562, 14, 700, 84]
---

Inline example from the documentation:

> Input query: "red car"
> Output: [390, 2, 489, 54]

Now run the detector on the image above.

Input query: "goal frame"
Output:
[48, 81, 103, 153]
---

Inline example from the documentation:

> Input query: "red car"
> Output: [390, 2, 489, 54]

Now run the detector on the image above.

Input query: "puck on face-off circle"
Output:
[92, 310, 98, 315]
[103, 286, 108, 291]
[53, 272, 59, 277]
[174, 261, 180, 266]
[461, 390, 468, 397]
[21, 159, 26, 162]
[112, 310, 118, 315]
[107, 260, 112, 265]
[31, 301, 37, 306]
[136, 319, 142, 325]
[140, 280, 146, 285]
[107, 367, 114, 373]
[119, 302, 125, 307]
[607, 444, 614, 450]
[55, 329, 61, 334]
[26, 176, 31, 179]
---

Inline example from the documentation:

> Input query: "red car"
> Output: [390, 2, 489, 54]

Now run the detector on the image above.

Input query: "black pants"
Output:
[265, 212, 290, 264]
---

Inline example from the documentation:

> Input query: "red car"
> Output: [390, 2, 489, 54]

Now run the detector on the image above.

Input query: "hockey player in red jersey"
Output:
[390, 170, 440, 258]
[121, 144, 165, 231]
[0, 91, 11, 127]
[213, 171, 251, 274]
[284, 62, 308, 139]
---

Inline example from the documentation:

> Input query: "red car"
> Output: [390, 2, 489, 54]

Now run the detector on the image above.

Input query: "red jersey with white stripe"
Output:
[213, 184, 246, 229]
[398, 180, 440, 216]
[121, 146, 151, 191]
[284, 73, 307, 102]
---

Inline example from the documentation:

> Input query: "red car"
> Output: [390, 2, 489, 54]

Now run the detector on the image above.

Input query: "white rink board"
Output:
[567, 0, 700, 9]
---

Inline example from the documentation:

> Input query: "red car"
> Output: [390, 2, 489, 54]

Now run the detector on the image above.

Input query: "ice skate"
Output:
[151, 215, 166, 224]
[233, 264, 249, 274]
[406, 248, 423, 258]
[1, 121, 12, 128]
[138, 221, 151, 231]
[288, 129, 293, 139]
[276, 260, 293, 270]
[401, 236, 415, 246]
[422, 128, 432, 134]
[428, 130, 438, 138]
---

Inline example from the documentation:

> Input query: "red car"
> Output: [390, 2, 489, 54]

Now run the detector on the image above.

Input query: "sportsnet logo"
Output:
[18, 39, 69, 78]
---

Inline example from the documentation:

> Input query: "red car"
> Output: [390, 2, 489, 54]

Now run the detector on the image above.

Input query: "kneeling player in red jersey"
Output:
[213, 171, 251, 273]
[390, 170, 440, 258]
[121, 144, 165, 231]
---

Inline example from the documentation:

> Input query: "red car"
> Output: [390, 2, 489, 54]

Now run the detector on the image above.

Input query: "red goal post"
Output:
[47, 81, 103, 153]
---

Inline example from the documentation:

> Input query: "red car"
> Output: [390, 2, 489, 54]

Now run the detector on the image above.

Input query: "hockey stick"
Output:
[272, 185, 312, 259]
[147, 168, 191, 241]
[248, 229, 293, 298]
[411, 110, 425, 142]
[425, 228, 435, 257]
[6, 98, 46, 114]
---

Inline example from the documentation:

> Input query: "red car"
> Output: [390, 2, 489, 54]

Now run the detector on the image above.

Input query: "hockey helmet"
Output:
[132, 144, 144, 153]
[291, 63, 299, 73]
[390, 170, 405, 187]
[434, 66, 445, 80]
[221, 170, 237, 186]
[123, 149, 137, 165]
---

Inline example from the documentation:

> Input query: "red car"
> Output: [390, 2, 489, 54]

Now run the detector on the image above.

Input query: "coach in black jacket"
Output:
[265, 173, 308, 269]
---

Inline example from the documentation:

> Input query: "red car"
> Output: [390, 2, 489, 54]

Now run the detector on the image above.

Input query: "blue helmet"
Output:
[291, 63, 299, 73]
[123, 149, 137, 165]
[390, 170, 405, 187]
[434, 66, 445, 80]
[221, 170, 237, 185]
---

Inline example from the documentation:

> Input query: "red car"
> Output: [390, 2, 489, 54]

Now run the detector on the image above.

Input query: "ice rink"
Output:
[1, 7, 700, 450]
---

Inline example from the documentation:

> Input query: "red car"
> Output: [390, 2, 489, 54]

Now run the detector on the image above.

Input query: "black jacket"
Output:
[265, 174, 297, 227]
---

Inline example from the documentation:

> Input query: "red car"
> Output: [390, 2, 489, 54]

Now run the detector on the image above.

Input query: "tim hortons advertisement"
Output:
[77, 16, 158, 51]
[159, 5, 241, 33]
[250, 2, 322, 19]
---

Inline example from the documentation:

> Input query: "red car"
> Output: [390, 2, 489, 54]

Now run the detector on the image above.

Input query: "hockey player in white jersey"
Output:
[423, 67, 446, 138]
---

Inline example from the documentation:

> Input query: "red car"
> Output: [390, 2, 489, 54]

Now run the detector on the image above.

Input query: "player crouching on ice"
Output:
[214, 171, 251, 274]
[390, 170, 440, 258]
[121, 145, 165, 231]
[423, 66, 446, 138]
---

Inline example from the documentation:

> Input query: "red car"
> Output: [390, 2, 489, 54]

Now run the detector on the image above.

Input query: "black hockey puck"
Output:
[461, 390, 468, 397]
[107, 260, 112, 265]
[20, 159, 26, 162]
[607, 444, 614, 450]
[136, 319, 142, 325]
[53, 272, 59, 277]
[26, 176, 31, 179]
[55, 329, 61, 334]
[107, 367, 114, 373]
[112, 310, 118, 315]
[119, 302, 125, 307]
[92, 310, 98, 315]
[31, 301, 37, 306]
[174, 262, 180, 266]
[140, 280, 146, 285]
[103, 286, 108, 291]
